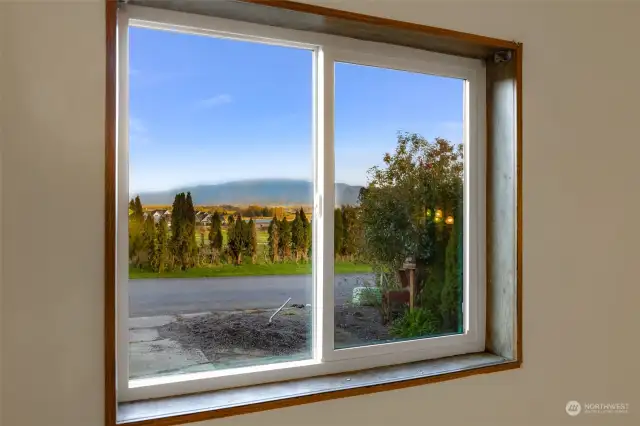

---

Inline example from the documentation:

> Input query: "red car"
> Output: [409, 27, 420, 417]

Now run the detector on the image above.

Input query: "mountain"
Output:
[135, 179, 364, 207]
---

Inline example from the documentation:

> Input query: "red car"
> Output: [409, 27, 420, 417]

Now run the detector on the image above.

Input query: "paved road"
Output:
[129, 273, 374, 317]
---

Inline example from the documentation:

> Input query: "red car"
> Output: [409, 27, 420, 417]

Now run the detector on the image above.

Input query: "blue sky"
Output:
[129, 27, 463, 193]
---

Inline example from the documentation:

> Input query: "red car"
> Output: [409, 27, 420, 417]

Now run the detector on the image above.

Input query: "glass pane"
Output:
[127, 27, 314, 380]
[333, 62, 464, 349]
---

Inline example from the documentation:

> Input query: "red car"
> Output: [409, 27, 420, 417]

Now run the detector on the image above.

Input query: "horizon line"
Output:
[130, 178, 367, 195]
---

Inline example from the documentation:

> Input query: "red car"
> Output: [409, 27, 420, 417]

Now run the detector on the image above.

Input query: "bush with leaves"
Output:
[360, 134, 462, 268]
[359, 133, 463, 331]
[389, 308, 440, 339]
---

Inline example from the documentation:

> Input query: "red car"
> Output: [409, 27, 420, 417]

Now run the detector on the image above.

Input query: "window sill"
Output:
[117, 352, 519, 425]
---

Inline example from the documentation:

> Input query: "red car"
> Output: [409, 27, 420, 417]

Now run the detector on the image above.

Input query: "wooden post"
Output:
[403, 258, 417, 312]
[409, 268, 415, 312]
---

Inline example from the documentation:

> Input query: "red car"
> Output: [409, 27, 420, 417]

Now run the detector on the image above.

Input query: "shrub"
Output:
[389, 308, 440, 338]
[353, 286, 382, 307]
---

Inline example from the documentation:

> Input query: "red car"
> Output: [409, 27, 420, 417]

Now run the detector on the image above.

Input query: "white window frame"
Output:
[117, 5, 486, 402]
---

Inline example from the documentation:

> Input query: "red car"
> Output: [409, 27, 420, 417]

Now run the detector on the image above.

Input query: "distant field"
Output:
[129, 262, 372, 279]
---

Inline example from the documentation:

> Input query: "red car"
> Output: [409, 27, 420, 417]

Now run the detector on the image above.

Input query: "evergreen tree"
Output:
[143, 215, 158, 271]
[227, 214, 245, 265]
[241, 216, 251, 254]
[268, 216, 280, 262]
[334, 208, 344, 259]
[299, 208, 310, 261]
[128, 215, 144, 267]
[156, 217, 169, 272]
[170, 193, 190, 270]
[441, 217, 461, 331]
[186, 192, 197, 266]
[226, 214, 236, 264]
[279, 218, 292, 260]
[299, 208, 308, 224]
[208, 212, 223, 264]
[306, 219, 313, 259]
[128, 196, 145, 267]
[248, 218, 257, 263]
[290, 210, 301, 261]
[134, 195, 144, 221]
[341, 206, 359, 259]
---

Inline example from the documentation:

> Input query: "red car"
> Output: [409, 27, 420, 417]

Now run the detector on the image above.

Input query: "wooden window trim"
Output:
[241, 0, 518, 51]
[105, 1, 118, 425]
[104, 1, 523, 425]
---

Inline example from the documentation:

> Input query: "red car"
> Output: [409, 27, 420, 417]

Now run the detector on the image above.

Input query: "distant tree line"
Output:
[267, 208, 312, 263]
[224, 214, 258, 265]
[237, 205, 275, 218]
[194, 205, 273, 217]
[333, 206, 362, 260]
[129, 192, 199, 272]
[129, 192, 266, 271]
[129, 193, 365, 272]
[265, 206, 363, 263]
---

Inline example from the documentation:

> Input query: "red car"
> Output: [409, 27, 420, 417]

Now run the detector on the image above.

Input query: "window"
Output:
[117, 5, 485, 402]
[332, 62, 465, 350]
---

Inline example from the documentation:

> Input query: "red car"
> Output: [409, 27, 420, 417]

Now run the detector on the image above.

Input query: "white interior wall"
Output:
[1, 1, 639, 425]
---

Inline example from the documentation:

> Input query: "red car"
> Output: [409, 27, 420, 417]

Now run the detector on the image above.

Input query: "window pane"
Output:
[127, 27, 314, 380]
[333, 62, 464, 349]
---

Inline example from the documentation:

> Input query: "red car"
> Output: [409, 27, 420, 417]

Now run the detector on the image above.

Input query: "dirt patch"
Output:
[158, 305, 391, 365]
[334, 305, 391, 347]
[159, 309, 310, 364]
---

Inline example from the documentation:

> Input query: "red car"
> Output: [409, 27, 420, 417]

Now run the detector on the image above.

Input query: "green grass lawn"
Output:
[129, 261, 372, 279]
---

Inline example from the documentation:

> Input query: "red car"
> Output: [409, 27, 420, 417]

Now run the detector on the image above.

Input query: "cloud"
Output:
[129, 116, 151, 146]
[129, 117, 147, 134]
[198, 94, 232, 108]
